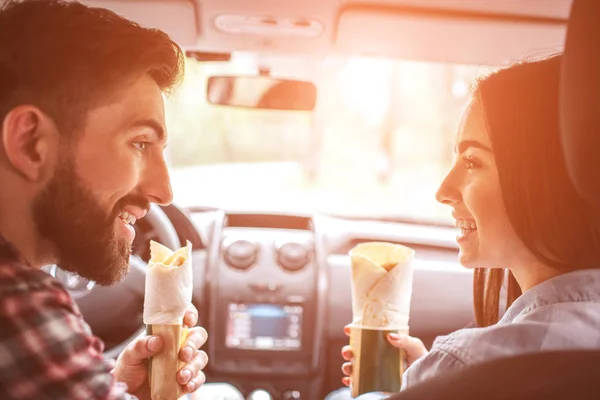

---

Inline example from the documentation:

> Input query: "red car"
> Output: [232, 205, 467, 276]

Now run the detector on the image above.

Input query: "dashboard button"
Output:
[249, 282, 279, 292]
[283, 390, 301, 400]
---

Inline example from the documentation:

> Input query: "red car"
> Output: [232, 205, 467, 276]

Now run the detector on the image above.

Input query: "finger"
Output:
[184, 304, 199, 327]
[342, 377, 351, 387]
[388, 334, 422, 349]
[387, 334, 427, 360]
[344, 325, 351, 337]
[181, 371, 207, 394]
[342, 362, 352, 376]
[120, 336, 163, 366]
[387, 333, 403, 346]
[341, 345, 354, 361]
[178, 350, 209, 385]
[180, 327, 208, 362]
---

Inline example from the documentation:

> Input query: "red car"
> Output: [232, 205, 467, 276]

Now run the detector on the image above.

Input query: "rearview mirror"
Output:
[207, 76, 317, 111]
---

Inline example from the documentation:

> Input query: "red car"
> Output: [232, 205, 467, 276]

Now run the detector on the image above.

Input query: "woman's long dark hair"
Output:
[472, 55, 600, 327]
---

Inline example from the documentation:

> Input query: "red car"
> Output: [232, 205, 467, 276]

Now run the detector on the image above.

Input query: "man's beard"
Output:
[33, 157, 149, 285]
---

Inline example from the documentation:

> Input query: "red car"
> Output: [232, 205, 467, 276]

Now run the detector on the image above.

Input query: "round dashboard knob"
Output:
[247, 389, 272, 400]
[277, 242, 309, 272]
[224, 239, 258, 271]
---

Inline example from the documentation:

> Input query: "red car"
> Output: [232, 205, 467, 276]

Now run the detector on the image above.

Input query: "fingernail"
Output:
[148, 336, 162, 352]
[188, 381, 196, 392]
[388, 333, 400, 340]
[180, 369, 192, 383]
[181, 346, 194, 361]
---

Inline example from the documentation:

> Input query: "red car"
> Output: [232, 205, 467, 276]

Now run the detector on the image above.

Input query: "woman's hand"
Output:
[112, 304, 209, 397]
[340, 325, 428, 387]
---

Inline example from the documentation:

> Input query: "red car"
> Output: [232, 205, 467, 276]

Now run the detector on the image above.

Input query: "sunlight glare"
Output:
[339, 57, 393, 123]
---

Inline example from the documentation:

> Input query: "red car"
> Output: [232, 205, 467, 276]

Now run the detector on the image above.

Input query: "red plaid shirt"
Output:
[0, 236, 135, 399]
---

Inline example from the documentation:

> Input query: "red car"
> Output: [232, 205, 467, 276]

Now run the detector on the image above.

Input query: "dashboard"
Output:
[191, 209, 473, 399]
[77, 206, 475, 400]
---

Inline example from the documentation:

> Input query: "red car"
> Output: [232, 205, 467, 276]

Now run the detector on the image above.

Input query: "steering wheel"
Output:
[52, 204, 181, 359]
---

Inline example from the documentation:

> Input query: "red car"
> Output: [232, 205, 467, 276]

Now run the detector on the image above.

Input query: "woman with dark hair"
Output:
[328, 54, 600, 399]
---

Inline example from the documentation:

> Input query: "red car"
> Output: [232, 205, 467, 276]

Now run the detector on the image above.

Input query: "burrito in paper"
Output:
[143, 240, 193, 325]
[350, 242, 414, 329]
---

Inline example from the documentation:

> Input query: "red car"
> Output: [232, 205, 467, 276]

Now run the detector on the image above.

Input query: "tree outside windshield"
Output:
[165, 53, 496, 225]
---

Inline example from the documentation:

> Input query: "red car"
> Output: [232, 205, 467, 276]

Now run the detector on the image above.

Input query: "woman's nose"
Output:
[436, 169, 461, 205]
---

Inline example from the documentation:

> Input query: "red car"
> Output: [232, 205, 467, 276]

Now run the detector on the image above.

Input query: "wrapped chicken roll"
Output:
[350, 242, 414, 329]
[143, 240, 193, 400]
[349, 242, 415, 398]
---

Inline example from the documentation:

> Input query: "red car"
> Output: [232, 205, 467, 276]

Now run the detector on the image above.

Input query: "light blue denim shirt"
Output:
[403, 268, 600, 389]
[327, 268, 600, 400]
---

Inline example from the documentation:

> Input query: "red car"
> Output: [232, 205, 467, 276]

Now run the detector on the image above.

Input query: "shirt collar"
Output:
[501, 268, 600, 323]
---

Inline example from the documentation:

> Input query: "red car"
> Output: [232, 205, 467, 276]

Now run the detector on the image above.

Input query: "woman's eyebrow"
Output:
[455, 140, 492, 154]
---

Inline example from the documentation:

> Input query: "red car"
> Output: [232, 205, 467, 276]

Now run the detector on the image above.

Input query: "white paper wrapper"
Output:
[350, 242, 414, 329]
[143, 240, 193, 325]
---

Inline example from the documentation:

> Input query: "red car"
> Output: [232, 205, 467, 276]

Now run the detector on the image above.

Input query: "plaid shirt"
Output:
[403, 268, 600, 389]
[0, 235, 135, 399]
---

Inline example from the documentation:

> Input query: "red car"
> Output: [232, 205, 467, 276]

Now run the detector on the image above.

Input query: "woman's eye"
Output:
[461, 155, 479, 170]
[133, 142, 148, 152]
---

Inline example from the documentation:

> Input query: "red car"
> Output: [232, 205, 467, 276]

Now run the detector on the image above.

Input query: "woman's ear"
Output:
[1, 105, 60, 182]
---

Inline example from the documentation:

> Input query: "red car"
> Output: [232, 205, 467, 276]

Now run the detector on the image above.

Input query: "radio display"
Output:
[225, 303, 303, 351]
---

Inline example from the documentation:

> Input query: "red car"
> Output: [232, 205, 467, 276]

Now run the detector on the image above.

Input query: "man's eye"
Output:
[133, 142, 148, 152]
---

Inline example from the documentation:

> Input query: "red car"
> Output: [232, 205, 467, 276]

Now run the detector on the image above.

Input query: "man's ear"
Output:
[1, 105, 60, 182]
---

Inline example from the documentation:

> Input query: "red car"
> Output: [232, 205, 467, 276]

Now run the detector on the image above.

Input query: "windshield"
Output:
[165, 53, 496, 225]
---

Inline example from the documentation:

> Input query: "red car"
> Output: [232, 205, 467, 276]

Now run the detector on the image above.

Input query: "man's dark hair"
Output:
[0, 0, 185, 136]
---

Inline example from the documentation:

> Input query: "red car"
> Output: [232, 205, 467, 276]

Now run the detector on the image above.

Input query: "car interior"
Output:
[46, 1, 586, 399]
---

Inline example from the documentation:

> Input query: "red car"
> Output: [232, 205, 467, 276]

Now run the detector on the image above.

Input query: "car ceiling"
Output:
[83, 0, 572, 65]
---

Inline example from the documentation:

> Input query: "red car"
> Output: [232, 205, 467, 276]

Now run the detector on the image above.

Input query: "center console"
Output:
[205, 212, 328, 399]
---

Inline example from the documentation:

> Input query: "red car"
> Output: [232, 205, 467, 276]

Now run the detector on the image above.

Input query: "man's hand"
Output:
[340, 325, 427, 387]
[112, 304, 209, 397]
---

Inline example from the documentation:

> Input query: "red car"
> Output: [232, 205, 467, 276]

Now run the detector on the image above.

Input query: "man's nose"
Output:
[139, 154, 173, 206]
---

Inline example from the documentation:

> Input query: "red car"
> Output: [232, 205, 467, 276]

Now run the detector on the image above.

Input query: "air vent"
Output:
[276, 241, 310, 272]
[223, 239, 258, 271]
